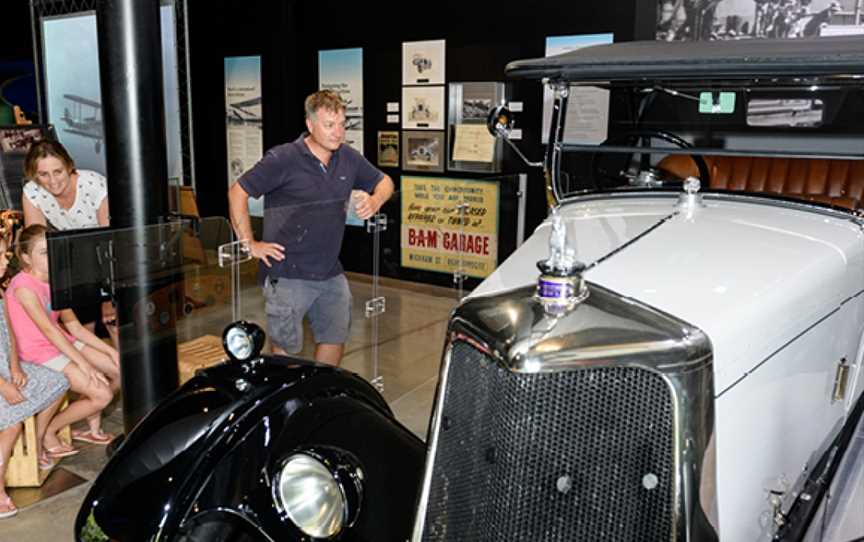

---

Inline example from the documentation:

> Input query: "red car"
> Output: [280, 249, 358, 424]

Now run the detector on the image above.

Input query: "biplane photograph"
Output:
[226, 95, 262, 125]
[61, 93, 103, 153]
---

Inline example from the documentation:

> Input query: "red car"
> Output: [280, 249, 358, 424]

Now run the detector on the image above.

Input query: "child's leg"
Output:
[78, 346, 120, 437]
[34, 395, 65, 459]
[0, 423, 22, 502]
[44, 364, 112, 450]
[81, 346, 120, 392]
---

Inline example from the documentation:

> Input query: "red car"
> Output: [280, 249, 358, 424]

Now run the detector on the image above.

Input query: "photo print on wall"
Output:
[656, 0, 864, 42]
[402, 39, 446, 85]
[402, 130, 445, 172]
[402, 86, 445, 130]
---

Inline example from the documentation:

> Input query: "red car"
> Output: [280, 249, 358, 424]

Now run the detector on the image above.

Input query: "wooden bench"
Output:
[4, 336, 226, 487]
[177, 334, 227, 384]
[5, 396, 71, 488]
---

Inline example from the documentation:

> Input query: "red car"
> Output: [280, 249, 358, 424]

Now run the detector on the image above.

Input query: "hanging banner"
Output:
[225, 55, 263, 217]
[318, 48, 364, 154]
[401, 176, 499, 278]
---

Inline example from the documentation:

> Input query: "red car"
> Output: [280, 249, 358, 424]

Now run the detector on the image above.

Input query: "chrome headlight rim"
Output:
[272, 447, 364, 539]
[221, 320, 265, 362]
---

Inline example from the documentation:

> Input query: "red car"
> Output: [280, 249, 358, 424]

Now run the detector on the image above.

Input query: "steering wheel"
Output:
[588, 129, 711, 190]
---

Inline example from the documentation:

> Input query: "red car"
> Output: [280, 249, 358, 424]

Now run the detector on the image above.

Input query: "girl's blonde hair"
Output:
[16, 224, 48, 265]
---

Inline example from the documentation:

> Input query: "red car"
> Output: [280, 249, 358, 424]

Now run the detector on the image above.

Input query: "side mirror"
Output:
[487, 105, 515, 139]
[486, 104, 542, 168]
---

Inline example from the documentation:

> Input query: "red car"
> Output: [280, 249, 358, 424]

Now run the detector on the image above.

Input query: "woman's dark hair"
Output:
[23, 140, 76, 180]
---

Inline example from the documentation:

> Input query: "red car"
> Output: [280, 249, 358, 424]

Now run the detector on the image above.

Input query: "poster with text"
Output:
[225, 55, 263, 217]
[41, 6, 183, 181]
[401, 176, 499, 278]
[319, 48, 364, 154]
[541, 33, 614, 145]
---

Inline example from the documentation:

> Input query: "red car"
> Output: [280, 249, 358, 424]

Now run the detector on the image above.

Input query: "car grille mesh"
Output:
[421, 340, 676, 541]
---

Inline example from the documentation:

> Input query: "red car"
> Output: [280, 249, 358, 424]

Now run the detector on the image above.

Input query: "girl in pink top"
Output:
[7, 225, 118, 456]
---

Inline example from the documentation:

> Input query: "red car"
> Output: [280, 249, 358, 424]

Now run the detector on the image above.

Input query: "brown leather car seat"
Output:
[657, 154, 864, 210]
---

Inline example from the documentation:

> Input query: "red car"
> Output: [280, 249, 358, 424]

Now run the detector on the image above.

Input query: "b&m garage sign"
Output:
[401, 176, 499, 278]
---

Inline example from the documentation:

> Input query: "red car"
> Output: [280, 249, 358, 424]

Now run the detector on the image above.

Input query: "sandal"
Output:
[39, 454, 56, 470]
[72, 429, 114, 445]
[0, 495, 17, 519]
[44, 444, 80, 458]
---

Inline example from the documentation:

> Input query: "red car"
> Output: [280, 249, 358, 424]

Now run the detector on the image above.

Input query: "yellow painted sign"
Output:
[401, 176, 499, 278]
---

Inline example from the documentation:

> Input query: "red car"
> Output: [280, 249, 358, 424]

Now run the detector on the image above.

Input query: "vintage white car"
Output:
[411, 36, 864, 542]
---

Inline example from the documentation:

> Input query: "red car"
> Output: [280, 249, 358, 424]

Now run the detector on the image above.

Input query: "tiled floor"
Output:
[2, 271, 458, 541]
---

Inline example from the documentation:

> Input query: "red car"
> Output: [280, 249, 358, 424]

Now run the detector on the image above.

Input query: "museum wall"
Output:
[187, 0, 651, 284]
[0, 0, 654, 286]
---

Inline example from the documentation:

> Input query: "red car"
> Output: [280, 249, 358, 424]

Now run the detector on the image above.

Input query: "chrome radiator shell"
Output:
[412, 282, 718, 542]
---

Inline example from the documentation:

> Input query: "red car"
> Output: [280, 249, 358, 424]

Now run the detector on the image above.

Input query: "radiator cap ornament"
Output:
[536, 208, 588, 312]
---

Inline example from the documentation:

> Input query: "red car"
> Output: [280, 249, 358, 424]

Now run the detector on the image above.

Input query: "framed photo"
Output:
[377, 131, 399, 167]
[402, 130, 445, 173]
[402, 39, 445, 85]
[447, 82, 506, 173]
[0, 127, 47, 154]
[402, 86, 445, 130]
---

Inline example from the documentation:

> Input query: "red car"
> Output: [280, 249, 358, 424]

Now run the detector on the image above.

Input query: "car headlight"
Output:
[221, 321, 265, 362]
[274, 449, 363, 539]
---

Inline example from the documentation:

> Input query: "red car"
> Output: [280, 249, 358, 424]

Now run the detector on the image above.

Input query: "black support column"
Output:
[97, 0, 179, 432]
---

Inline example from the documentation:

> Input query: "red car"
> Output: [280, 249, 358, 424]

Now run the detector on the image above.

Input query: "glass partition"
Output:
[39, 173, 526, 419]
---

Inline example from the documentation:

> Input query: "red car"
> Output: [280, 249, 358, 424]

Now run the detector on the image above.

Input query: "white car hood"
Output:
[472, 195, 864, 393]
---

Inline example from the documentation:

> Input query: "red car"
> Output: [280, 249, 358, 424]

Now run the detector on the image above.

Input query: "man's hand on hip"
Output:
[251, 240, 286, 267]
[353, 192, 382, 220]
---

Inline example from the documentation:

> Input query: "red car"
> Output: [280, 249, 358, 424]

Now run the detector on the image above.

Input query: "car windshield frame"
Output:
[504, 36, 864, 209]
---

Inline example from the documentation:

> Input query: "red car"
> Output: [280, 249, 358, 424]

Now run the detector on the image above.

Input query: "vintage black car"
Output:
[78, 36, 864, 542]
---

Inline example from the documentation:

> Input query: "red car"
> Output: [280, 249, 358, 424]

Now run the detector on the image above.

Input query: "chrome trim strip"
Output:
[716, 287, 864, 397]
[557, 190, 864, 225]
[452, 282, 713, 376]
[410, 344, 455, 542]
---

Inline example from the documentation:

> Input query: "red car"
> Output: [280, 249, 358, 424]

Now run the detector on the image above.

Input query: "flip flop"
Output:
[0, 496, 18, 519]
[39, 454, 56, 470]
[45, 445, 80, 458]
[72, 429, 114, 445]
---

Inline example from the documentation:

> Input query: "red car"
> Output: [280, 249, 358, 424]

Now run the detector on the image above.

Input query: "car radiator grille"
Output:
[421, 340, 676, 542]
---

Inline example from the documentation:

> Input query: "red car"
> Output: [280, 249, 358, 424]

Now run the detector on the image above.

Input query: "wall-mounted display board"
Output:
[447, 81, 505, 173]
[402, 130, 445, 173]
[402, 86, 445, 130]
[541, 33, 614, 145]
[318, 47, 364, 153]
[39, 5, 184, 181]
[400, 175, 499, 278]
[402, 40, 446, 86]
[0, 125, 54, 210]
[377, 131, 399, 167]
[224, 55, 263, 217]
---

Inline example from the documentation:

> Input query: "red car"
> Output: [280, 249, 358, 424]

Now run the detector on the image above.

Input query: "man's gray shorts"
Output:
[262, 274, 352, 353]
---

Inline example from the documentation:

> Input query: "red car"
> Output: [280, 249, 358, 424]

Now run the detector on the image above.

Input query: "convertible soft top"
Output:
[505, 36, 864, 82]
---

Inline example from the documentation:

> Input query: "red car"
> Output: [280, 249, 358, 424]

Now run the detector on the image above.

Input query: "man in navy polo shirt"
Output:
[228, 90, 393, 365]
